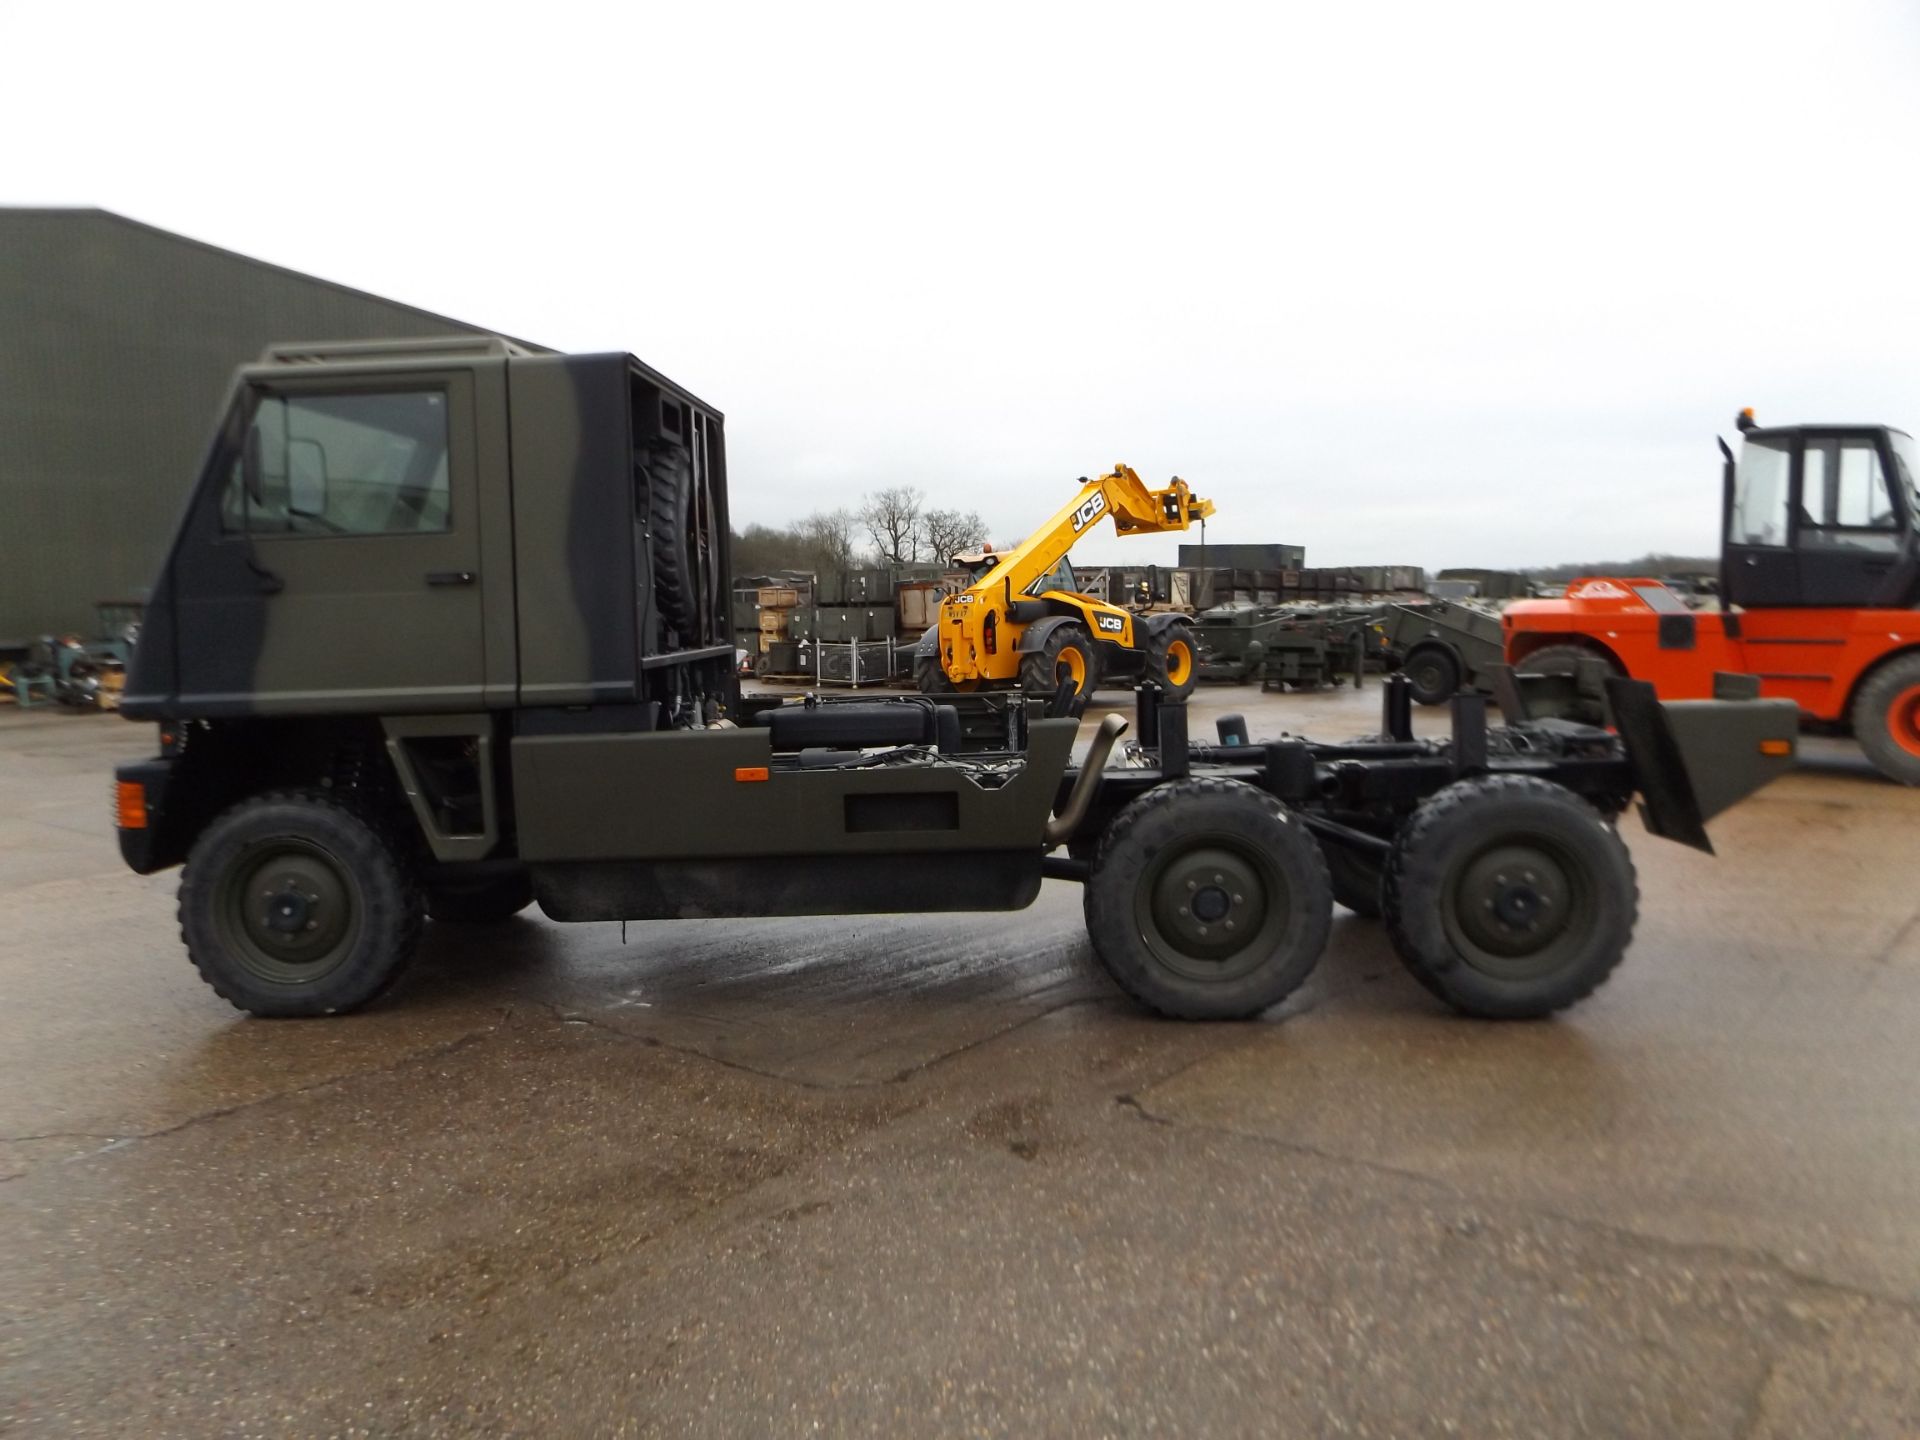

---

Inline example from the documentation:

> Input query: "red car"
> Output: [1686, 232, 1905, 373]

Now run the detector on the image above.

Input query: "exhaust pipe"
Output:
[1043, 713, 1130, 848]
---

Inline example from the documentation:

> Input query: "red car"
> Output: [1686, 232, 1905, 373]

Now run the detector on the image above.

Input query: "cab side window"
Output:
[224, 391, 451, 536]
[1798, 438, 1899, 553]
[1730, 437, 1791, 546]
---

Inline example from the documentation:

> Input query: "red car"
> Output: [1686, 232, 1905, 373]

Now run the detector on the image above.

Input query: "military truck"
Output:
[114, 338, 1800, 1023]
[1375, 600, 1507, 706]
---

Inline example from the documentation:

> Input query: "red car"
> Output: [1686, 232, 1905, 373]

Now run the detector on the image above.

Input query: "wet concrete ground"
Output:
[3, 686, 1919, 1437]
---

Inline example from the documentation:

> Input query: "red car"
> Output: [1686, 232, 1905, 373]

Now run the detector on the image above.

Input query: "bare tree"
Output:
[860, 485, 925, 565]
[922, 507, 989, 566]
[799, 508, 860, 577]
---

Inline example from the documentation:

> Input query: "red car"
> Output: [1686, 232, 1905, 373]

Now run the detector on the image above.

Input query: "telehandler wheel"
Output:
[178, 792, 424, 1017]
[913, 651, 977, 694]
[1319, 839, 1384, 918]
[1085, 778, 1332, 1020]
[1402, 645, 1460, 706]
[1021, 623, 1098, 700]
[1851, 652, 1920, 785]
[426, 872, 535, 924]
[1382, 774, 1638, 1019]
[1145, 621, 1199, 701]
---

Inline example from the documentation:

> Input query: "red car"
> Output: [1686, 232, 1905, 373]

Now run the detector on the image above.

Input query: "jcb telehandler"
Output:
[913, 465, 1211, 701]
[1506, 411, 1920, 783]
[112, 340, 1798, 1024]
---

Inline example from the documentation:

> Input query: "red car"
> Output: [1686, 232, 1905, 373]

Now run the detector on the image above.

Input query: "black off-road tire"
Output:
[1143, 621, 1199, 701]
[1085, 778, 1332, 1020]
[1320, 840, 1385, 918]
[1850, 652, 1920, 785]
[645, 442, 705, 640]
[1383, 774, 1638, 1019]
[179, 791, 424, 1017]
[1020, 623, 1097, 700]
[425, 872, 535, 924]
[913, 649, 957, 694]
[1516, 643, 1622, 679]
[1402, 645, 1461, 706]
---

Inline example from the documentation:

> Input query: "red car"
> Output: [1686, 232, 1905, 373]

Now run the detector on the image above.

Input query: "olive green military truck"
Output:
[115, 339, 1800, 1022]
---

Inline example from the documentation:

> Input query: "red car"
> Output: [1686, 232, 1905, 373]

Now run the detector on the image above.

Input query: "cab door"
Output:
[1723, 430, 1801, 608]
[176, 372, 485, 714]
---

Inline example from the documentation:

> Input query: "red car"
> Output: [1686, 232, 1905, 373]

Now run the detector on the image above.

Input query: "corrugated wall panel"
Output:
[0, 209, 524, 639]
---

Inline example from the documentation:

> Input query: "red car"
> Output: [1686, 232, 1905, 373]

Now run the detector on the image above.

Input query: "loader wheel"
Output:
[1320, 839, 1384, 918]
[1144, 622, 1199, 701]
[1516, 643, 1622, 679]
[426, 872, 534, 924]
[1402, 645, 1460, 706]
[1383, 774, 1637, 1019]
[179, 792, 423, 1017]
[1852, 653, 1920, 785]
[1021, 623, 1097, 700]
[913, 650, 977, 694]
[645, 442, 711, 641]
[1085, 778, 1332, 1020]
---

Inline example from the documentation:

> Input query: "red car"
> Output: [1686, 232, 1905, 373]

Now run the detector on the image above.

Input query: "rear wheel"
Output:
[1020, 623, 1097, 700]
[1085, 778, 1332, 1019]
[1144, 622, 1199, 701]
[1852, 652, 1920, 785]
[1402, 646, 1460, 706]
[179, 792, 423, 1017]
[1383, 774, 1637, 1019]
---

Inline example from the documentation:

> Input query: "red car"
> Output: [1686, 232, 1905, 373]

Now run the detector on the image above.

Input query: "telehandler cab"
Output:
[914, 465, 1211, 701]
[114, 342, 1798, 1022]
[1506, 411, 1920, 783]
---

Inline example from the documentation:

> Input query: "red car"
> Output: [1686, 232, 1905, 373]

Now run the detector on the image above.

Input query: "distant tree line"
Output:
[1526, 552, 1718, 583]
[731, 486, 989, 577]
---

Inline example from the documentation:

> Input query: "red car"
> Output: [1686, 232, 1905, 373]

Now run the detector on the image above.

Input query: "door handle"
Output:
[426, 570, 476, 587]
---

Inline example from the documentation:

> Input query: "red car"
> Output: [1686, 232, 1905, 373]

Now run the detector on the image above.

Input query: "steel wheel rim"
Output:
[1133, 833, 1290, 984]
[1891, 684, 1920, 758]
[1166, 639, 1193, 686]
[1439, 833, 1594, 980]
[215, 838, 362, 985]
[1411, 657, 1446, 694]
[1058, 645, 1089, 691]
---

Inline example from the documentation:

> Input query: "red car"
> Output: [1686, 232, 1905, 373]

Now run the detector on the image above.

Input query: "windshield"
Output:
[1026, 556, 1077, 596]
[1891, 430, 1919, 523]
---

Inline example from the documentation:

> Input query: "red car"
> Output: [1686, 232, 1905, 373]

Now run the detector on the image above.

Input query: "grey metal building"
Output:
[0, 208, 538, 640]
[1177, 542, 1306, 571]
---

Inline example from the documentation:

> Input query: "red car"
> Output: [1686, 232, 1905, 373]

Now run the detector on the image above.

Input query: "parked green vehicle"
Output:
[1376, 599, 1507, 705]
[111, 338, 1799, 1025]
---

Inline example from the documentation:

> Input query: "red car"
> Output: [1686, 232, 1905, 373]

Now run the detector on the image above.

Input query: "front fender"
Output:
[1016, 614, 1080, 655]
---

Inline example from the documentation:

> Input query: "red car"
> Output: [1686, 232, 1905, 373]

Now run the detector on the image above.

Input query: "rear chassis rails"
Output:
[119, 671, 1795, 1022]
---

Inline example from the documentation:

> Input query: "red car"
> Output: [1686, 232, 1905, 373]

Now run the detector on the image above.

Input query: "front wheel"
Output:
[1383, 774, 1638, 1019]
[1402, 646, 1460, 706]
[178, 792, 424, 1017]
[1143, 621, 1199, 701]
[1085, 778, 1332, 1019]
[1851, 652, 1920, 785]
[1020, 622, 1097, 700]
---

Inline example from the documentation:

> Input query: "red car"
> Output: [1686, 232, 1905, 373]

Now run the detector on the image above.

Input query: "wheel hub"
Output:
[1149, 847, 1269, 964]
[223, 847, 357, 979]
[1453, 844, 1573, 959]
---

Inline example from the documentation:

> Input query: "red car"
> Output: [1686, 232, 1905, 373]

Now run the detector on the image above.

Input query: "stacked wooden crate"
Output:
[755, 584, 801, 655]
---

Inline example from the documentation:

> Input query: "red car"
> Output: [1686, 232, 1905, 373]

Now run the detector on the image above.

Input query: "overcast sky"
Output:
[6, 1, 1918, 570]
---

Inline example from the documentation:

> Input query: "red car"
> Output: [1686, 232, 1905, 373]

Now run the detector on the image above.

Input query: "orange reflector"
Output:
[116, 780, 148, 829]
[734, 766, 770, 783]
[1759, 739, 1792, 757]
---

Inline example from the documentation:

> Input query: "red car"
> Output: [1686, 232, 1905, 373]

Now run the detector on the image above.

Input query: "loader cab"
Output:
[1722, 418, 1920, 610]
[1026, 555, 1078, 597]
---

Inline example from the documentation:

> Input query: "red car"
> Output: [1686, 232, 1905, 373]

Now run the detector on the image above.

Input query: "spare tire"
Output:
[645, 442, 705, 640]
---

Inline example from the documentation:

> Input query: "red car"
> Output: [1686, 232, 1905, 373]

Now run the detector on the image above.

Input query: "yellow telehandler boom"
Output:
[913, 464, 1216, 699]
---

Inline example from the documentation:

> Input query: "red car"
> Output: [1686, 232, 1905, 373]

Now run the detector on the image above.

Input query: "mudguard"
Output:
[1015, 613, 1087, 655]
[1605, 676, 1797, 853]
